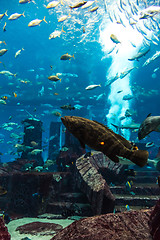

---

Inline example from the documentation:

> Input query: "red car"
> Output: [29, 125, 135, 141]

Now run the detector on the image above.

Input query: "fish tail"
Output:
[22, 48, 24, 51]
[3, 41, 6, 45]
[111, 123, 119, 132]
[14, 73, 17, 77]
[5, 10, 8, 16]
[43, 16, 48, 23]
[60, 78, 61, 82]
[130, 149, 148, 167]
[72, 54, 75, 59]
[61, 26, 65, 33]
[60, 0, 64, 5]
[22, 11, 25, 17]
[69, 6, 73, 10]
[68, 13, 71, 17]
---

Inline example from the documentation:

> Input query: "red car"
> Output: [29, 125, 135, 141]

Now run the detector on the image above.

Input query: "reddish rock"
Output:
[16, 221, 63, 235]
[51, 209, 152, 240]
[0, 217, 11, 240]
[149, 199, 160, 240]
[75, 152, 115, 215]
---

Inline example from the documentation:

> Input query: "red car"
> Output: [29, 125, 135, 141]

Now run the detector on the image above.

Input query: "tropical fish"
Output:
[52, 111, 61, 117]
[8, 12, 25, 20]
[69, 1, 87, 9]
[145, 142, 154, 148]
[105, 73, 119, 86]
[88, 6, 99, 12]
[85, 84, 101, 90]
[46, 0, 63, 8]
[48, 75, 61, 82]
[49, 27, 65, 39]
[143, 51, 160, 67]
[19, 0, 35, 3]
[30, 141, 38, 147]
[123, 94, 133, 100]
[61, 116, 148, 167]
[60, 53, 74, 60]
[119, 67, 137, 79]
[30, 149, 43, 155]
[139, 6, 160, 19]
[0, 41, 6, 45]
[1, 96, 8, 100]
[128, 47, 150, 61]
[3, 22, 7, 32]
[28, 17, 47, 27]
[0, 11, 8, 20]
[138, 114, 160, 140]
[0, 70, 16, 77]
[110, 34, 121, 44]
[0, 99, 6, 105]
[82, 1, 96, 9]
[58, 14, 71, 22]
[111, 122, 140, 131]
[15, 48, 24, 58]
[60, 104, 75, 110]
[0, 49, 8, 56]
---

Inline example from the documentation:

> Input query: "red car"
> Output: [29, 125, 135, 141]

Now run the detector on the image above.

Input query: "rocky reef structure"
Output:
[16, 221, 63, 236]
[75, 152, 115, 215]
[0, 217, 11, 240]
[149, 199, 160, 240]
[50, 209, 152, 240]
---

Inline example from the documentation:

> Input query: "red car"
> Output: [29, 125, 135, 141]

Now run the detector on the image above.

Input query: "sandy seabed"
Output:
[7, 217, 74, 240]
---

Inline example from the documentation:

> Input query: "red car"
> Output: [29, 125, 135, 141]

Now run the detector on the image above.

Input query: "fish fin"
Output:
[43, 16, 48, 23]
[111, 123, 119, 132]
[61, 26, 65, 33]
[79, 139, 85, 149]
[146, 113, 151, 118]
[108, 154, 119, 163]
[130, 150, 148, 167]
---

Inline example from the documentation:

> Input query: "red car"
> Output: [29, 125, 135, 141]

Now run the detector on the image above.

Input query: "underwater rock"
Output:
[75, 152, 115, 215]
[0, 217, 11, 240]
[16, 221, 63, 235]
[149, 198, 160, 240]
[50, 209, 152, 240]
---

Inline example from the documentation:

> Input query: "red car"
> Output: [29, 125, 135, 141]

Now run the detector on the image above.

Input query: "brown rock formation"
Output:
[16, 221, 63, 236]
[75, 152, 115, 215]
[149, 199, 160, 240]
[51, 209, 152, 240]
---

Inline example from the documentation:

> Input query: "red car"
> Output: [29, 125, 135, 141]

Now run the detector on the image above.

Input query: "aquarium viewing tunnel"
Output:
[0, 0, 160, 239]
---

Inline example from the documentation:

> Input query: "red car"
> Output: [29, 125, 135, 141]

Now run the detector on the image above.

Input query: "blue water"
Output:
[0, 0, 160, 163]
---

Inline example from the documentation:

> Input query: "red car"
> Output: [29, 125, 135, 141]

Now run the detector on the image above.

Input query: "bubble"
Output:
[151, 73, 157, 79]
